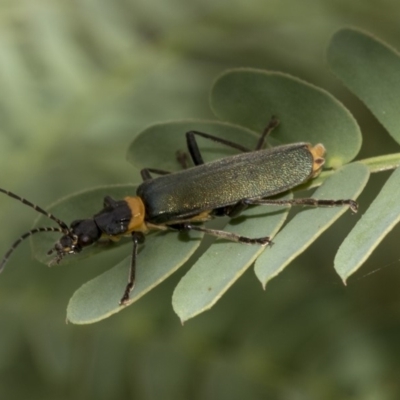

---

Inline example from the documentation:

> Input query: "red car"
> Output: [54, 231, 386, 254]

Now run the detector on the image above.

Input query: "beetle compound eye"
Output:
[81, 235, 91, 244]
[80, 235, 94, 246]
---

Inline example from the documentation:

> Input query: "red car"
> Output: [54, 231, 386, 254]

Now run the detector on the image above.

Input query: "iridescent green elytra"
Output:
[137, 142, 325, 224]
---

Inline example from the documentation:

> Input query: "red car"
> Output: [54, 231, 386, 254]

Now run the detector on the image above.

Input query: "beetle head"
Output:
[49, 219, 102, 264]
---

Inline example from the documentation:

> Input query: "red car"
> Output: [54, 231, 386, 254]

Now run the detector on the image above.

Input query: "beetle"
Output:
[0, 117, 357, 305]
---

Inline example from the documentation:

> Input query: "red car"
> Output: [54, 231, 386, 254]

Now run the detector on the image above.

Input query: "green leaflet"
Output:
[255, 163, 370, 287]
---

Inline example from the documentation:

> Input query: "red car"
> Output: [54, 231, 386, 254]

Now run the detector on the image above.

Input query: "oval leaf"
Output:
[67, 230, 203, 324]
[335, 166, 400, 282]
[328, 28, 400, 144]
[210, 68, 361, 168]
[254, 163, 370, 287]
[172, 194, 292, 323]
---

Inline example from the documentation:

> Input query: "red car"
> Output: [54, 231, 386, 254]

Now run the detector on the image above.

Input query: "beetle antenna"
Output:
[0, 227, 64, 273]
[0, 188, 69, 232]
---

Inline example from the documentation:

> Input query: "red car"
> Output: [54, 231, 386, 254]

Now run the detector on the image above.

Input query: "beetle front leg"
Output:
[119, 232, 145, 306]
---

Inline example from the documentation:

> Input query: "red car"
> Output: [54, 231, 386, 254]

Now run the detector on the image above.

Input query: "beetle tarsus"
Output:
[119, 285, 133, 306]
[253, 237, 271, 246]
[348, 200, 358, 213]
[237, 235, 271, 245]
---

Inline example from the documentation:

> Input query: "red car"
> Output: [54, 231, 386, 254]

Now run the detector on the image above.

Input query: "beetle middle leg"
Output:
[169, 223, 271, 245]
[185, 131, 252, 165]
[173, 131, 251, 169]
[183, 116, 280, 166]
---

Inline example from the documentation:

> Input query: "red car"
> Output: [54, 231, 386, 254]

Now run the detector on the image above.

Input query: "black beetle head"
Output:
[48, 219, 102, 264]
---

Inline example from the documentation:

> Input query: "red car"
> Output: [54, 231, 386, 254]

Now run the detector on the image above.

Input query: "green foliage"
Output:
[335, 166, 400, 282]
[328, 28, 400, 143]
[27, 29, 400, 324]
[2, 3, 400, 397]
[172, 193, 293, 322]
[255, 163, 369, 288]
[67, 229, 203, 324]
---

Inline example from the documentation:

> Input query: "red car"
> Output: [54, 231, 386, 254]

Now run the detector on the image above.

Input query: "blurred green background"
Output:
[1, 1, 400, 399]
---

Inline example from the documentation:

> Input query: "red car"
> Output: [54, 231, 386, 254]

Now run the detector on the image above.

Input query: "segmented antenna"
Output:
[0, 227, 64, 273]
[0, 188, 71, 272]
[0, 188, 69, 231]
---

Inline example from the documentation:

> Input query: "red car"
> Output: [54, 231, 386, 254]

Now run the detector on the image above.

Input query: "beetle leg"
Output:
[170, 223, 271, 245]
[212, 200, 249, 218]
[119, 232, 145, 306]
[103, 195, 119, 208]
[255, 116, 280, 150]
[244, 197, 358, 213]
[175, 150, 190, 169]
[184, 116, 280, 167]
[185, 131, 252, 165]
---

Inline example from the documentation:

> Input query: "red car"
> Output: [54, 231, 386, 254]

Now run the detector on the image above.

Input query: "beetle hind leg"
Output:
[244, 197, 358, 213]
